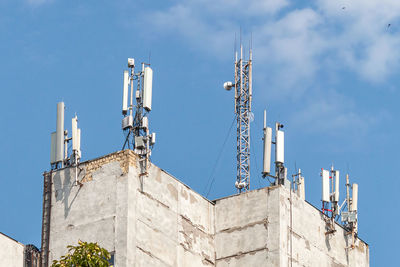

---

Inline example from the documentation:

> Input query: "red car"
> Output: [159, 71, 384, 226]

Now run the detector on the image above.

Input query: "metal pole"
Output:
[130, 66, 134, 117]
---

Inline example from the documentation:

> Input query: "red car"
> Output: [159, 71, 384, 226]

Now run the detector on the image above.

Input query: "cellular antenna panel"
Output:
[122, 70, 129, 115]
[143, 67, 153, 111]
[334, 170, 340, 202]
[72, 116, 78, 151]
[56, 102, 65, 163]
[322, 169, 330, 202]
[276, 130, 284, 164]
[50, 132, 57, 164]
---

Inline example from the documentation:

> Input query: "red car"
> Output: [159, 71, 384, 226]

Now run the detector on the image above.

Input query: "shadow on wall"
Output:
[53, 168, 82, 219]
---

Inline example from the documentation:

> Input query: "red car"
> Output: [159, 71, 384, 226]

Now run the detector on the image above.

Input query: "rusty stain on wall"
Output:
[79, 150, 137, 183]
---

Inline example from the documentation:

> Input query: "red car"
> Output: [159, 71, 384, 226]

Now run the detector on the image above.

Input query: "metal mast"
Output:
[121, 58, 155, 175]
[225, 44, 252, 192]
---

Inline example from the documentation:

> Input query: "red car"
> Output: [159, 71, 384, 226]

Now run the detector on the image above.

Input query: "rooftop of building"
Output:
[45, 149, 368, 246]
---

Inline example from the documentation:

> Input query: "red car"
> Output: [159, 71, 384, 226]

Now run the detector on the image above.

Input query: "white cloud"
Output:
[141, 0, 396, 137]
[144, 0, 400, 85]
[171, 0, 289, 17]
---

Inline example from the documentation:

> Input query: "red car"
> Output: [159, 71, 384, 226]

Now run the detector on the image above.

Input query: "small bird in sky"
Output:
[388, 24, 391, 28]
[342, 6, 346, 10]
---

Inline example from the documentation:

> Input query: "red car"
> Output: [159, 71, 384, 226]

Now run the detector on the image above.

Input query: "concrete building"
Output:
[0, 232, 24, 267]
[0, 232, 40, 267]
[41, 150, 369, 267]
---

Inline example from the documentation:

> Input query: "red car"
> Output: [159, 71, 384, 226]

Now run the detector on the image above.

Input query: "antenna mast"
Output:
[50, 102, 82, 171]
[224, 41, 252, 192]
[121, 58, 156, 175]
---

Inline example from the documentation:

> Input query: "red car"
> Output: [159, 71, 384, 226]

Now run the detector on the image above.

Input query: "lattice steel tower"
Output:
[224, 45, 252, 192]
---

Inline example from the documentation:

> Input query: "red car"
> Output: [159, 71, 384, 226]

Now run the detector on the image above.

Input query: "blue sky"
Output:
[0, 0, 399, 265]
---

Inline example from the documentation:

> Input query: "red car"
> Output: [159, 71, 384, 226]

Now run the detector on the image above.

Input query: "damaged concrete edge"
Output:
[156, 167, 216, 205]
[138, 190, 170, 209]
[180, 215, 213, 237]
[218, 218, 269, 234]
[42, 149, 283, 208]
[136, 246, 172, 267]
[215, 247, 267, 261]
[212, 185, 281, 203]
[43, 150, 137, 183]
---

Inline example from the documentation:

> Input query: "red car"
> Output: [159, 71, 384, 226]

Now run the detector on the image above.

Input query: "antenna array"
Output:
[50, 102, 81, 170]
[321, 166, 340, 216]
[261, 109, 289, 187]
[341, 174, 358, 248]
[224, 42, 253, 192]
[121, 58, 156, 175]
[224, 40, 290, 191]
[320, 166, 359, 246]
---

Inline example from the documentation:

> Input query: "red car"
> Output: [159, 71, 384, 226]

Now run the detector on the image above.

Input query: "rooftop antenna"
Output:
[55, 102, 65, 168]
[71, 115, 81, 164]
[224, 36, 252, 192]
[71, 115, 82, 185]
[341, 174, 358, 249]
[261, 109, 290, 187]
[49, 102, 65, 169]
[121, 58, 156, 175]
[50, 102, 82, 171]
[262, 110, 272, 176]
[321, 165, 341, 234]
[275, 122, 286, 185]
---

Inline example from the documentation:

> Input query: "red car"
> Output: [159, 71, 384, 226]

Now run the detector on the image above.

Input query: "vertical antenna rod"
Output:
[224, 37, 252, 192]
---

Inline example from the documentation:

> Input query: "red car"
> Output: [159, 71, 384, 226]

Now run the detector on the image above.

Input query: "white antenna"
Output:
[272, 122, 287, 185]
[276, 129, 284, 164]
[70, 115, 82, 185]
[262, 110, 272, 175]
[341, 175, 359, 247]
[298, 172, 305, 200]
[71, 115, 82, 164]
[351, 183, 358, 212]
[143, 67, 153, 111]
[122, 70, 129, 115]
[50, 132, 56, 164]
[334, 170, 340, 202]
[322, 169, 330, 202]
[72, 116, 78, 150]
[55, 102, 65, 166]
[50, 102, 83, 170]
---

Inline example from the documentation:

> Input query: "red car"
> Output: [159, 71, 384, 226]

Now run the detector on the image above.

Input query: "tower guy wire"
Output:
[204, 115, 236, 198]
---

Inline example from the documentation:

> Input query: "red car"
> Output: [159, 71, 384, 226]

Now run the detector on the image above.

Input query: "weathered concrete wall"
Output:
[279, 187, 369, 267]
[45, 150, 369, 267]
[213, 186, 369, 267]
[214, 187, 281, 266]
[134, 162, 215, 267]
[47, 150, 215, 267]
[0, 232, 24, 267]
[48, 150, 137, 265]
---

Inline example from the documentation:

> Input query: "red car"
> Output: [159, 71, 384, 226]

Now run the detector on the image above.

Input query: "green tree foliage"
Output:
[51, 240, 112, 267]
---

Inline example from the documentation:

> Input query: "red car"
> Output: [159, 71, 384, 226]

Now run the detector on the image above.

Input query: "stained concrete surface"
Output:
[45, 150, 369, 267]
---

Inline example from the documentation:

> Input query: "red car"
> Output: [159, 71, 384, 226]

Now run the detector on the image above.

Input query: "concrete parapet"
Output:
[43, 150, 369, 267]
